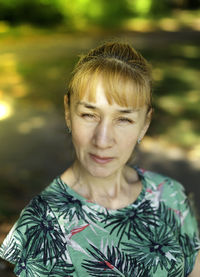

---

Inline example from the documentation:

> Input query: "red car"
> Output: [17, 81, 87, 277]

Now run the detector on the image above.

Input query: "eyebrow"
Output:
[78, 101, 96, 109]
[77, 101, 139, 113]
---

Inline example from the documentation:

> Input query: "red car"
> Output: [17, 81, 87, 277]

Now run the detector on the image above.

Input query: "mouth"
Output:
[89, 153, 114, 164]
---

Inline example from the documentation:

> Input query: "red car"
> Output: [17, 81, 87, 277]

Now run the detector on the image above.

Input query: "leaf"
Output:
[82, 244, 148, 276]
[98, 200, 159, 246]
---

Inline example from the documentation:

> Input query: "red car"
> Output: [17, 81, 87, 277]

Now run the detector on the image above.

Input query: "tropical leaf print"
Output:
[47, 260, 75, 277]
[82, 244, 149, 277]
[42, 178, 97, 223]
[179, 233, 200, 276]
[14, 255, 49, 277]
[168, 263, 184, 277]
[16, 196, 67, 265]
[15, 255, 75, 277]
[0, 237, 20, 264]
[1, 170, 199, 277]
[157, 202, 180, 232]
[99, 200, 159, 246]
[122, 224, 183, 274]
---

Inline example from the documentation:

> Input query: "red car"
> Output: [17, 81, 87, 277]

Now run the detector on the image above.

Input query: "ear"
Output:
[138, 108, 153, 142]
[64, 94, 71, 129]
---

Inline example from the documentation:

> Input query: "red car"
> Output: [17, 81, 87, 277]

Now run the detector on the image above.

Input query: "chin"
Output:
[85, 164, 118, 179]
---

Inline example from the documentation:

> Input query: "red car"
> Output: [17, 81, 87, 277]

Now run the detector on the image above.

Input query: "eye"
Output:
[81, 113, 94, 118]
[81, 113, 98, 121]
[118, 117, 134, 124]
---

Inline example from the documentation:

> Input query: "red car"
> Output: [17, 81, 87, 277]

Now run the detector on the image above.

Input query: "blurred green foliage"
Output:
[0, 0, 199, 27]
[0, 0, 64, 26]
[0, 32, 199, 149]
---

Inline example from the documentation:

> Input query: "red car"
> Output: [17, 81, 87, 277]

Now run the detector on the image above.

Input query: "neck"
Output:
[72, 160, 126, 201]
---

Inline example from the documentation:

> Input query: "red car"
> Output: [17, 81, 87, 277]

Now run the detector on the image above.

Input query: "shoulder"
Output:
[140, 168, 199, 232]
[0, 179, 75, 275]
[140, 168, 200, 275]
[139, 168, 192, 222]
[138, 168, 184, 197]
[0, 178, 66, 264]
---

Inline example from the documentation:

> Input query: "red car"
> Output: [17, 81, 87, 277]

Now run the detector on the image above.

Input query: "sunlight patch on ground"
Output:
[157, 96, 184, 115]
[0, 21, 9, 33]
[141, 136, 200, 169]
[123, 11, 200, 32]
[188, 145, 200, 168]
[123, 18, 155, 32]
[159, 18, 180, 31]
[141, 137, 186, 159]
[187, 90, 200, 103]
[0, 53, 29, 98]
[0, 100, 12, 120]
[166, 120, 197, 147]
[174, 10, 200, 31]
[17, 116, 46, 134]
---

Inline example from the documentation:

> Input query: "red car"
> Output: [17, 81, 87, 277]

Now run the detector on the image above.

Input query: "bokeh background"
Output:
[0, 0, 200, 275]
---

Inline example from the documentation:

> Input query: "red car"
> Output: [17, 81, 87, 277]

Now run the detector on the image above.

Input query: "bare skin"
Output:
[188, 251, 200, 276]
[61, 80, 151, 210]
[61, 163, 143, 210]
[61, 79, 200, 275]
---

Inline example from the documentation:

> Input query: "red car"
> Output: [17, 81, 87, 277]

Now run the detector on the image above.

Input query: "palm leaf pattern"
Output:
[0, 237, 20, 264]
[0, 169, 199, 276]
[99, 200, 159, 246]
[168, 263, 184, 277]
[16, 196, 67, 265]
[179, 233, 200, 276]
[157, 201, 180, 232]
[14, 255, 49, 277]
[82, 244, 149, 277]
[14, 253, 74, 277]
[42, 178, 98, 223]
[47, 260, 75, 277]
[122, 223, 183, 273]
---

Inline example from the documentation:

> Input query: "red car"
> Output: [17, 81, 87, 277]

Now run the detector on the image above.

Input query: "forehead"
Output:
[75, 82, 149, 117]
[80, 81, 138, 109]
[71, 71, 150, 110]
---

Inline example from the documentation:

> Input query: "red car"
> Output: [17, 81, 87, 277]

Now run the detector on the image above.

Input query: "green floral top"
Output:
[0, 168, 199, 277]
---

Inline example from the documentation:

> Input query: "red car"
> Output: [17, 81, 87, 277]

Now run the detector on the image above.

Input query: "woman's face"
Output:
[65, 81, 151, 178]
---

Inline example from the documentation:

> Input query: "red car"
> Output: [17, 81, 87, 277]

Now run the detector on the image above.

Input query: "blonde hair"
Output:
[68, 42, 152, 109]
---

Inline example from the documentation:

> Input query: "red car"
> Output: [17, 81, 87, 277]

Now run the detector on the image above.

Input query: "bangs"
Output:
[69, 59, 151, 109]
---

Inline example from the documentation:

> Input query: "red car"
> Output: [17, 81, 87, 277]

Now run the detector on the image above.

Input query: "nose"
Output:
[92, 120, 114, 149]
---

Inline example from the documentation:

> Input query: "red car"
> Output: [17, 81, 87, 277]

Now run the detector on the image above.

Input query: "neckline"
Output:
[57, 167, 147, 212]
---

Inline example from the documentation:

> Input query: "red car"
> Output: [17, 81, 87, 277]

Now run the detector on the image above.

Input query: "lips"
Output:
[89, 153, 114, 164]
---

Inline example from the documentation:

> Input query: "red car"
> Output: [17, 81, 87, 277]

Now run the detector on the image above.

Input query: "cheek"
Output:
[71, 122, 92, 151]
[123, 138, 137, 157]
[118, 129, 138, 147]
[118, 129, 139, 159]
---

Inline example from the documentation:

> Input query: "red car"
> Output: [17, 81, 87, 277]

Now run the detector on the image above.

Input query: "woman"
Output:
[0, 42, 199, 276]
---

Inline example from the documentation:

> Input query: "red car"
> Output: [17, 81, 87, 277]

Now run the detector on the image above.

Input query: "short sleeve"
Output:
[0, 195, 69, 277]
[0, 213, 26, 265]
